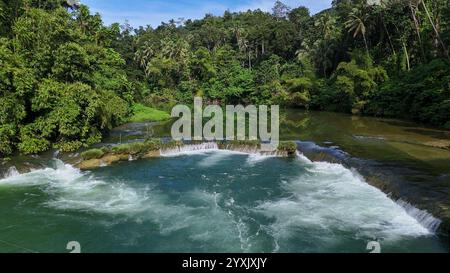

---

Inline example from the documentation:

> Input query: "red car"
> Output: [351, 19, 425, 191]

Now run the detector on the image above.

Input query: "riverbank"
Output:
[128, 104, 171, 123]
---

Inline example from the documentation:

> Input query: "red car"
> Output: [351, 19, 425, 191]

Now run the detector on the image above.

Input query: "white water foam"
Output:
[297, 151, 441, 235]
[160, 143, 219, 157]
[162, 143, 285, 167]
[246, 154, 279, 166]
[4, 166, 20, 179]
[0, 160, 146, 213]
[295, 151, 313, 164]
[397, 199, 442, 233]
[0, 160, 243, 251]
[255, 155, 433, 245]
[0, 154, 440, 251]
[198, 151, 237, 167]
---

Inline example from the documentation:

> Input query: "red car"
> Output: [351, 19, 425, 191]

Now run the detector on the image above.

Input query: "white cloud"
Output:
[87, 0, 332, 28]
[235, 0, 332, 14]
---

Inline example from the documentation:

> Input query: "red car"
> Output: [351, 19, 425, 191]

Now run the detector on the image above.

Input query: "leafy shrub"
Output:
[365, 59, 450, 127]
[129, 104, 171, 122]
[0, 124, 16, 156]
[0, 8, 131, 156]
[218, 140, 261, 147]
[161, 140, 183, 149]
[55, 140, 83, 152]
[278, 141, 298, 154]
[144, 139, 163, 150]
[112, 142, 147, 155]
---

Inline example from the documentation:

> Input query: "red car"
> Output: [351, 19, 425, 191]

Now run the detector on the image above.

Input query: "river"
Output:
[0, 110, 449, 253]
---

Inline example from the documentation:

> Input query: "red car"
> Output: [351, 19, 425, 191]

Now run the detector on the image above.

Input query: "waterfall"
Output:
[295, 151, 312, 164]
[223, 144, 260, 154]
[296, 148, 442, 234]
[397, 199, 442, 233]
[160, 142, 219, 156]
[160, 142, 290, 157]
[4, 166, 20, 179]
[224, 145, 288, 157]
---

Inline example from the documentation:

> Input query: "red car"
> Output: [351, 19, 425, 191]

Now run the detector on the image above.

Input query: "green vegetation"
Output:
[128, 0, 450, 128]
[112, 142, 149, 155]
[278, 141, 298, 154]
[217, 140, 261, 150]
[110, 139, 181, 155]
[365, 59, 450, 126]
[1, 0, 449, 157]
[0, 1, 134, 155]
[81, 148, 106, 160]
[129, 104, 171, 122]
[219, 140, 262, 147]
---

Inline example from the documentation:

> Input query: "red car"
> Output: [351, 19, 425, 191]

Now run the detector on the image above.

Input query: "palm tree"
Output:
[232, 25, 256, 69]
[346, 6, 370, 56]
[315, 13, 336, 41]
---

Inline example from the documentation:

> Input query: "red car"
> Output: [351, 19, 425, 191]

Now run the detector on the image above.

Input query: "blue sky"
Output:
[82, 0, 332, 28]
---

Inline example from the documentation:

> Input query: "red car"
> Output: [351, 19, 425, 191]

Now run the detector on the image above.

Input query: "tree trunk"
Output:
[363, 33, 370, 56]
[421, 0, 450, 62]
[409, 1, 426, 61]
[403, 42, 411, 71]
[381, 16, 396, 56]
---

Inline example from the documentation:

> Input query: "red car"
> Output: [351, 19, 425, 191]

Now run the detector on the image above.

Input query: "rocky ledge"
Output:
[76, 140, 297, 170]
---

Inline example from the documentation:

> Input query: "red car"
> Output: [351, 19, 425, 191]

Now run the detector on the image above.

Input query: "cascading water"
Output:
[397, 200, 442, 233]
[3, 166, 20, 179]
[160, 142, 288, 158]
[0, 151, 446, 252]
[160, 142, 219, 156]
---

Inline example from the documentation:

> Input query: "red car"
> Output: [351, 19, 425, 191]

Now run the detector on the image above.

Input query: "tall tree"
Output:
[272, 1, 290, 20]
[420, 0, 450, 62]
[346, 5, 370, 55]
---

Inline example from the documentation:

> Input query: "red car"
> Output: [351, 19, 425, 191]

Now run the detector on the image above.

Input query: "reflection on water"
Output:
[280, 110, 450, 173]
[103, 110, 450, 174]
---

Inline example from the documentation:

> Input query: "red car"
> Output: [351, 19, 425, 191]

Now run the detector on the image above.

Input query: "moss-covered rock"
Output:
[277, 141, 298, 155]
[142, 150, 161, 158]
[76, 140, 296, 170]
[76, 159, 103, 170]
[81, 148, 106, 160]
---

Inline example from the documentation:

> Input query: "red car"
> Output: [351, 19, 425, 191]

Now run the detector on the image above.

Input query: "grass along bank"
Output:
[129, 104, 171, 123]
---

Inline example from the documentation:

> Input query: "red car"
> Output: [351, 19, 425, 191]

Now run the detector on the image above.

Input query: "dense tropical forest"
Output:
[0, 0, 449, 156]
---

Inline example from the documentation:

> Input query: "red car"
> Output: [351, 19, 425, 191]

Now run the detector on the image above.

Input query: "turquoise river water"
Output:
[0, 149, 447, 252]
